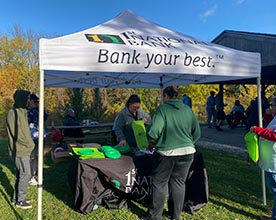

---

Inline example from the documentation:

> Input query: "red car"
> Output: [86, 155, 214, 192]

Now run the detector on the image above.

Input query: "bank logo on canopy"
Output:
[85, 34, 125, 44]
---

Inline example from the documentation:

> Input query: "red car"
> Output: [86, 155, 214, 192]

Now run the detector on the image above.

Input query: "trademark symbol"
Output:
[216, 54, 224, 59]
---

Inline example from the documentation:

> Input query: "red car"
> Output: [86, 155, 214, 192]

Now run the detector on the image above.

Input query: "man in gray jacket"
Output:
[7, 89, 35, 209]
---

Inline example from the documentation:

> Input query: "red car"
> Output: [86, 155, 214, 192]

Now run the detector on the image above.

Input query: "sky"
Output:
[0, 0, 275, 42]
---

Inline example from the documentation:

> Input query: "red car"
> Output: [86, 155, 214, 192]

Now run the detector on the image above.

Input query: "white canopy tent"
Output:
[40, 10, 260, 88]
[38, 10, 263, 220]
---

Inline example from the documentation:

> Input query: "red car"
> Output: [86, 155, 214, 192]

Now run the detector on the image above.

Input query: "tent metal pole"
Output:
[257, 77, 267, 206]
[37, 69, 45, 220]
[261, 168, 267, 205]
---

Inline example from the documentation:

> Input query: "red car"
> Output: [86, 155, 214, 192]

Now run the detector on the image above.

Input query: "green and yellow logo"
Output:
[85, 34, 125, 44]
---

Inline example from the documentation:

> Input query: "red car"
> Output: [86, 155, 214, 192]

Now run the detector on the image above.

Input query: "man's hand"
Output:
[148, 142, 155, 152]
[142, 117, 148, 123]
[119, 140, 127, 146]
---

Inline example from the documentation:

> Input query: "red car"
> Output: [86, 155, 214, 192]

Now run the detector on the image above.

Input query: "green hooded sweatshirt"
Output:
[147, 99, 201, 151]
[6, 90, 35, 158]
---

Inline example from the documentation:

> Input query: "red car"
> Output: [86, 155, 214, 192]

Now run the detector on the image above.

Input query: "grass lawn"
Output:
[0, 137, 272, 220]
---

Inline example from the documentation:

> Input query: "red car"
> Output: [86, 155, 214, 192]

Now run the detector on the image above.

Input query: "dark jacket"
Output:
[63, 115, 83, 138]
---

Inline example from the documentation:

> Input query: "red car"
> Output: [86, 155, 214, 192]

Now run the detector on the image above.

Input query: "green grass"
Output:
[0, 138, 272, 220]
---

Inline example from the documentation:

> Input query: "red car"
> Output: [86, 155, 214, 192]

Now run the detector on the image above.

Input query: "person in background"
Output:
[115, 94, 151, 152]
[27, 93, 48, 186]
[250, 96, 276, 220]
[214, 89, 226, 131]
[245, 99, 258, 128]
[262, 94, 274, 127]
[140, 86, 201, 220]
[205, 91, 216, 128]
[261, 89, 270, 112]
[6, 90, 35, 209]
[182, 94, 192, 108]
[64, 108, 84, 142]
[227, 100, 248, 129]
[263, 105, 274, 127]
[246, 93, 270, 129]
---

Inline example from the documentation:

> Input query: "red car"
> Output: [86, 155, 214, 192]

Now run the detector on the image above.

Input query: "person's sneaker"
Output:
[12, 198, 32, 205]
[25, 198, 32, 203]
[28, 176, 38, 186]
[15, 200, 32, 209]
[93, 204, 98, 211]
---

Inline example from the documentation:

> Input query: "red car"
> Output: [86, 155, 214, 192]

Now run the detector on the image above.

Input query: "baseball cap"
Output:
[30, 93, 39, 101]
[68, 108, 75, 114]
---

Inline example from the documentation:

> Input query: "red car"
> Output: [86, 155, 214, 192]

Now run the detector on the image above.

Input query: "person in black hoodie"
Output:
[6, 89, 35, 209]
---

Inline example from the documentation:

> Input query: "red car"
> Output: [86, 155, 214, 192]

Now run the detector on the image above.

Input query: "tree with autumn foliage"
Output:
[0, 26, 41, 135]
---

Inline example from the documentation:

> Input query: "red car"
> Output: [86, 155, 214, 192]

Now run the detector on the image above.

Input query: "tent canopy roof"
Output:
[39, 10, 261, 88]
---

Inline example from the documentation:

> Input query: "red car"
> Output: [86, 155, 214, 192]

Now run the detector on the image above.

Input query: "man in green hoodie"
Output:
[141, 86, 201, 220]
[6, 89, 35, 209]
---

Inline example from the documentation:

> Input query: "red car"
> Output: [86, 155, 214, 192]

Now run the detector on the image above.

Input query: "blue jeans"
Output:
[265, 171, 276, 220]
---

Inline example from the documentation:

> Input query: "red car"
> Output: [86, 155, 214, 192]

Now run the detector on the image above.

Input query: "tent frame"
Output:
[37, 75, 264, 220]
[37, 9, 264, 220]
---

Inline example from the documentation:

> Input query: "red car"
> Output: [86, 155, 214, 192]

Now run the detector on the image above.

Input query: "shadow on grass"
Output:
[0, 139, 15, 196]
[41, 139, 115, 211]
[209, 197, 262, 219]
[42, 154, 74, 209]
[128, 200, 148, 218]
[199, 146, 270, 209]
[0, 158, 14, 200]
[0, 185, 23, 220]
[0, 139, 24, 219]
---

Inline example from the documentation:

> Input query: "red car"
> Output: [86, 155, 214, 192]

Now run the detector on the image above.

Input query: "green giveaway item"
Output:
[244, 131, 259, 163]
[78, 148, 94, 155]
[100, 145, 121, 159]
[111, 179, 121, 189]
[72, 147, 105, 160]
[131, 120, 148, 149]
[114, 144, 131, 154]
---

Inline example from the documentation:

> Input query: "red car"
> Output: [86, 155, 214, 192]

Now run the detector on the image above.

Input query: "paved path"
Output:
[197, 125, 248, 157]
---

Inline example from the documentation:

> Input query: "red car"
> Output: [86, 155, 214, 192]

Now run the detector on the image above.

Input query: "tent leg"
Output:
[257, 77, 267, 206]
[261, 170, 267, 205]
[37, 69, 45, 220]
